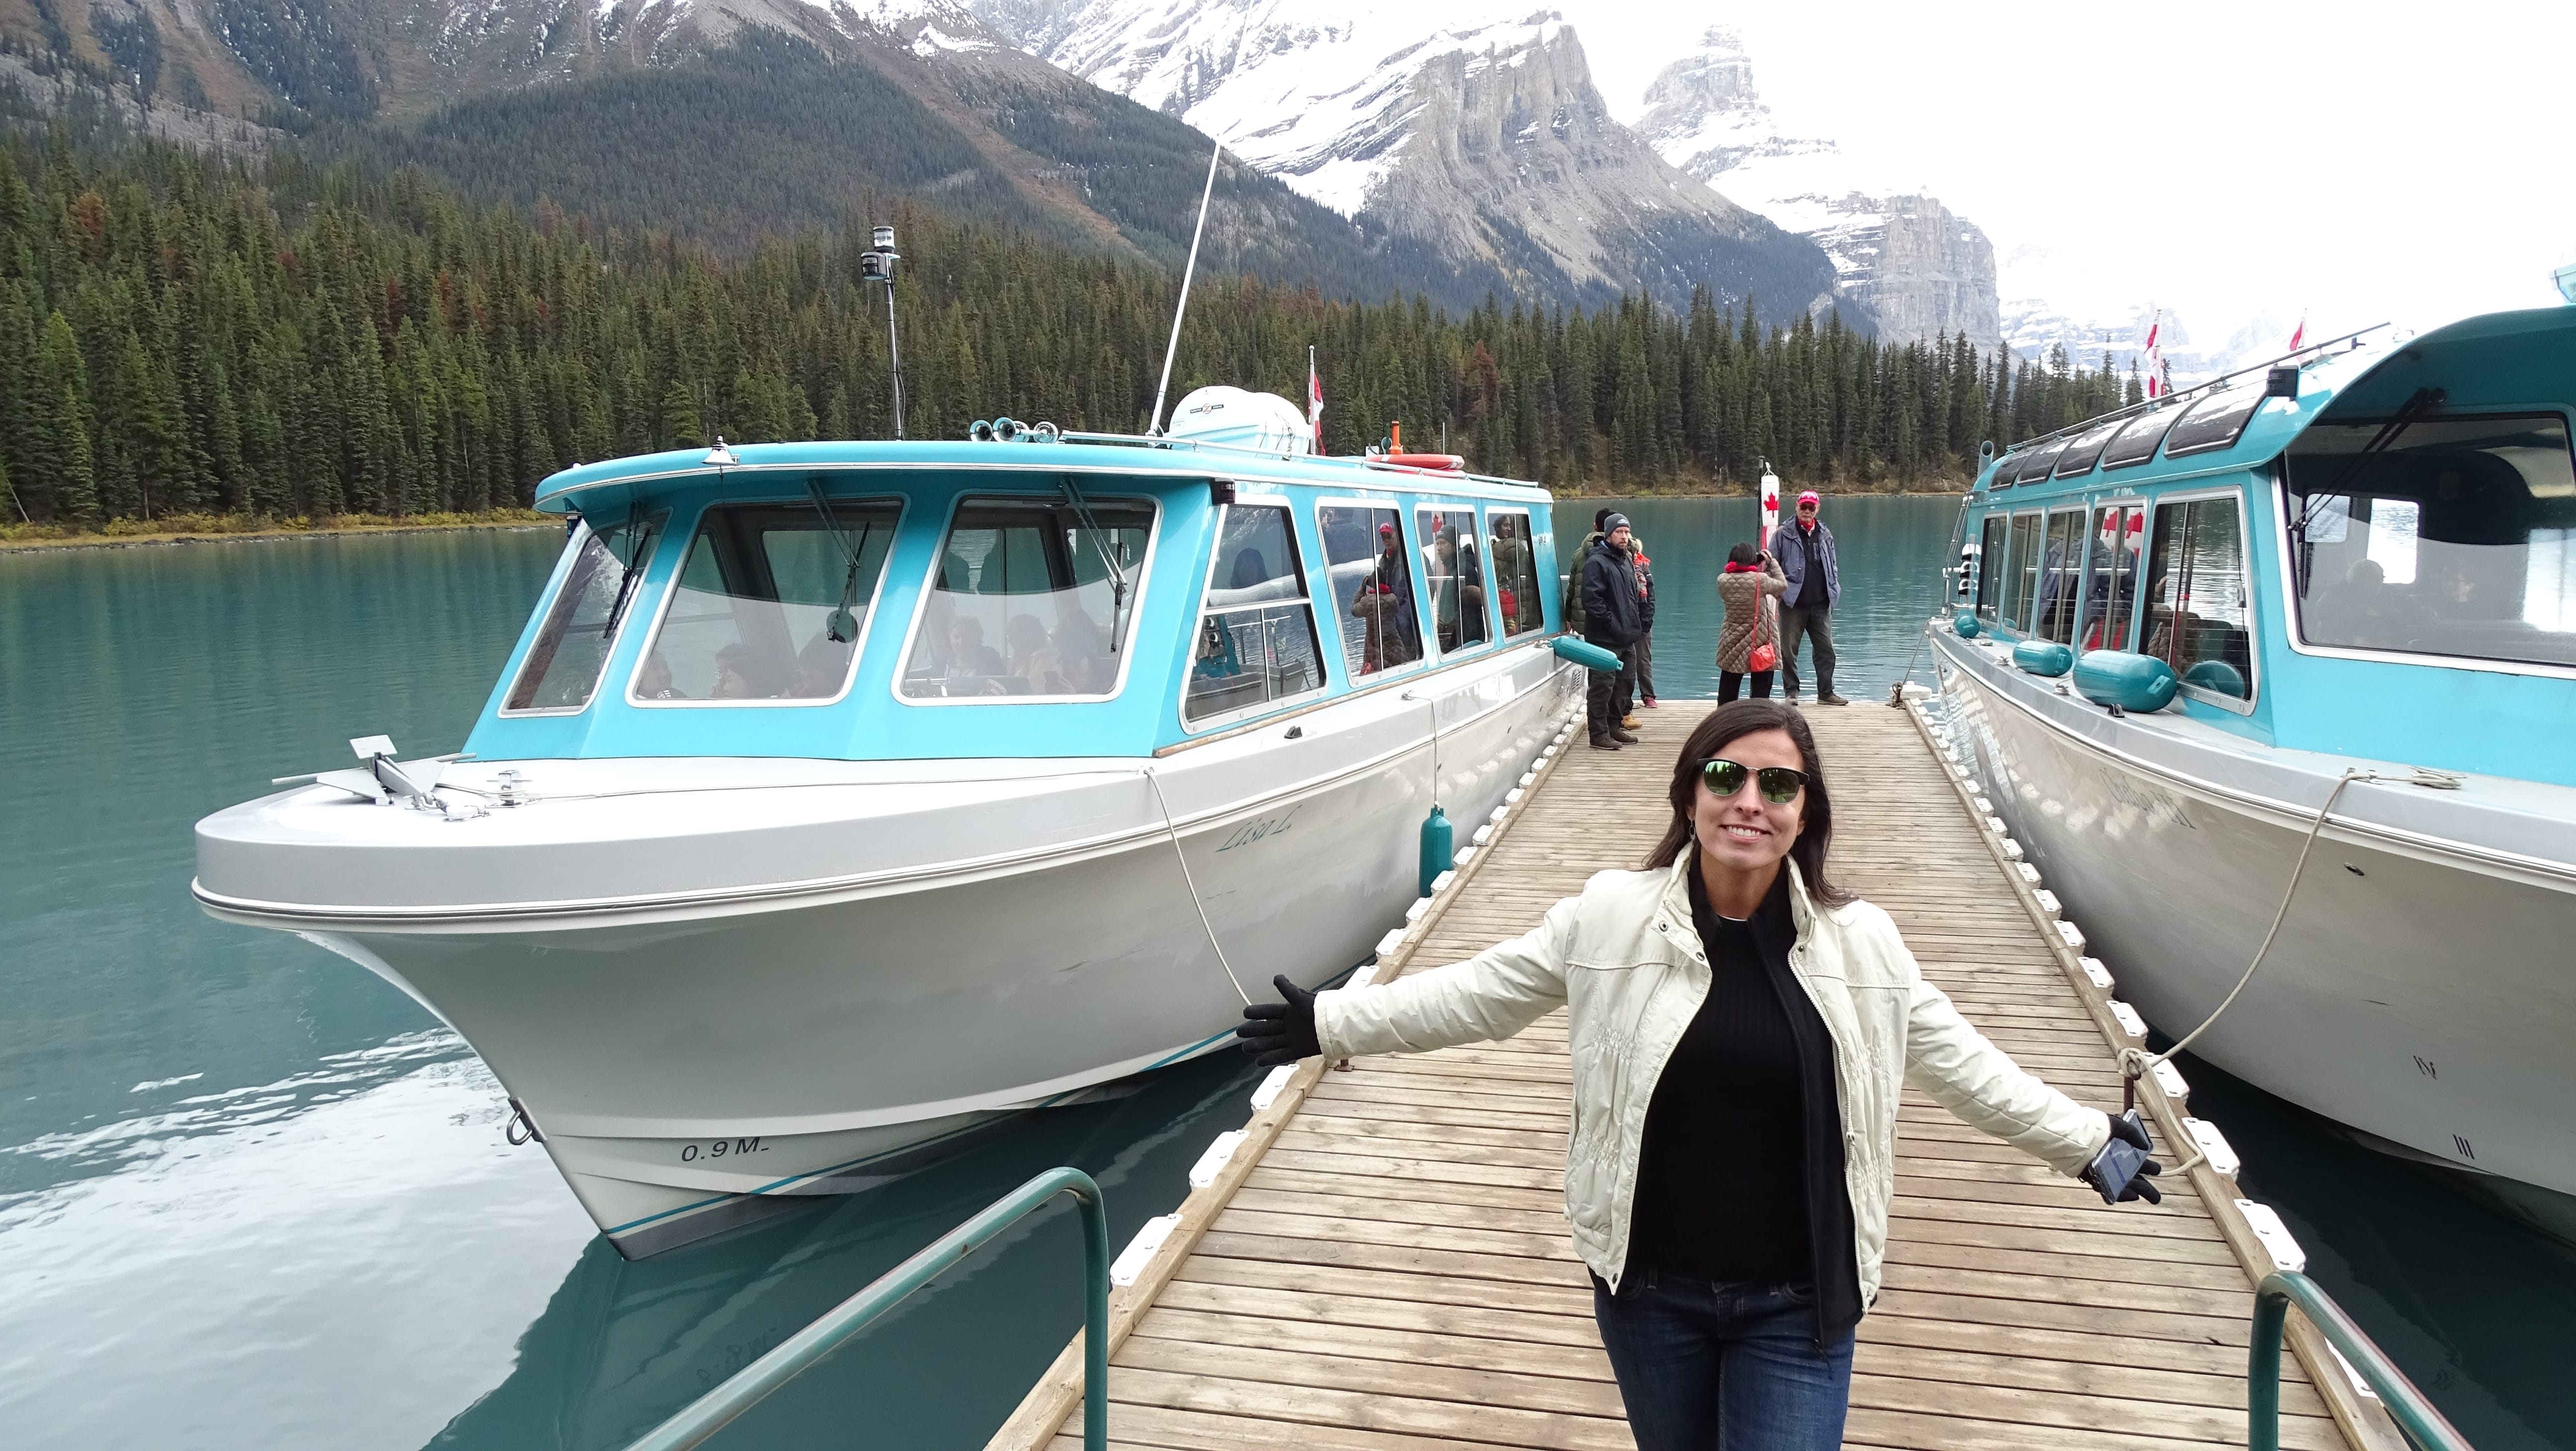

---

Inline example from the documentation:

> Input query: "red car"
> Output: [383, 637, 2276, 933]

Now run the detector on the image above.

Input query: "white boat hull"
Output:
[1930, 633, 2576, 1231]
[202, 647, 1583, 1253]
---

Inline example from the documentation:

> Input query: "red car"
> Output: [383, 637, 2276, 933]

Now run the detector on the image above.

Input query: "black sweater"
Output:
[1623, 862, 1863, 1340]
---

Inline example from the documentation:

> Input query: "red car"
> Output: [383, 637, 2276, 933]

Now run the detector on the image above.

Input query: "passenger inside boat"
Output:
[901, 496, 1150, 699]
[1320, 508, 1423, 674]
[1185, 502, 1326, 723]
[1419, 509, 1488, 652]
[629, 497, 894, 704]
[1489, 513, 1542, 635]
[2286, 414, 2576, 667]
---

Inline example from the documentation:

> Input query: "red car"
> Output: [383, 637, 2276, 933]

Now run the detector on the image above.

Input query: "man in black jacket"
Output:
[1580, 514, 1647, 748]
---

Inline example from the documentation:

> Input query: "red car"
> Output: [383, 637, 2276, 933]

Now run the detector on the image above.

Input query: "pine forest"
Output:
[0, 132, 2146, 533]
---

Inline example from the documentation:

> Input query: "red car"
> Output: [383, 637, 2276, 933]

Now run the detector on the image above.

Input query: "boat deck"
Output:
[988, 698, 2396, 1451]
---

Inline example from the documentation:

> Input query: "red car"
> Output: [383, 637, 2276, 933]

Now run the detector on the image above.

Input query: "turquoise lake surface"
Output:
[0, 496, 2564, 1449]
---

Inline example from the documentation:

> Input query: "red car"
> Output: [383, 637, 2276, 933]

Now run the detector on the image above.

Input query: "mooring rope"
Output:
[2118, 767, 2390, 1114]
[1143, 766, 1254, 1006]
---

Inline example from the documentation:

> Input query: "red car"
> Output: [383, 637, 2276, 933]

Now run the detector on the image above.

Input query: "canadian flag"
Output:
[1308, 346, 1324, 452]
[2287, 313, 2308, 353]
[2142, 312, 2165, 399]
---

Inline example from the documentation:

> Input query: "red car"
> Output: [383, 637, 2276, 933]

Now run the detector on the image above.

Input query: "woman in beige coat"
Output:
[1239, 702, 2165, 1450]
[1716, 541, 1788, 702]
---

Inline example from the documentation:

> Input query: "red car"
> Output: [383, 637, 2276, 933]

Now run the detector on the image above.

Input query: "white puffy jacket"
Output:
[1314, 856, 2111, 1300]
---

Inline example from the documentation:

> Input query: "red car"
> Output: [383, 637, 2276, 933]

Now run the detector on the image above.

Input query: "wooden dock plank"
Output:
[995, 697, 2376, 1451]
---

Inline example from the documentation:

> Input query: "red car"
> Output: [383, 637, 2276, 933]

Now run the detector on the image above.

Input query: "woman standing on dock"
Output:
[1239, 701, 2164, 1450]
[1715, 542, 1787, 702]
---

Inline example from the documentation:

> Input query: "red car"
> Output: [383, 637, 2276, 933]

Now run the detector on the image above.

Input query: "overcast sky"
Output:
[1580, 1, 2576, 342]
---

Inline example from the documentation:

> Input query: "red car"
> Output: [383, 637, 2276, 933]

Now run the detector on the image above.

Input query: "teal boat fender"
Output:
[2072, 650, 2179, 711]
[1419, 806, 1452, 896]
[1551, 636, 1622, 671]
[1953, 610, 1981, 638]
[2013, 640, 2074, 676]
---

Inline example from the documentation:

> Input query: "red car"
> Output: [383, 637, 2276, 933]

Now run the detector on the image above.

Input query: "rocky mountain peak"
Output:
[1626, 25, 1998, 349]
[978, 0, 1838, 314]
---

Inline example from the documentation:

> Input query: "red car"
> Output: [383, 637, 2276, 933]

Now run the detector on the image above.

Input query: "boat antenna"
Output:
[1147, 0, 1257, 437]
[1149, 140, 1223, 437]
[861, 226, 905, 439]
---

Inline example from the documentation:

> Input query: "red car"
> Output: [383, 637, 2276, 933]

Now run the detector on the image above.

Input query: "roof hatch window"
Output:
[2163, 384, 2265, 458]
[2052, 419, 2124, 479]
[2100, 408, 2180, 470]
[902, 494, 1153, 699]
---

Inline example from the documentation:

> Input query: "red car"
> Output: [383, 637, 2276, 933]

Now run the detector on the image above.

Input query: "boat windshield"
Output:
[633, 498, 900, 704]
[2285, 413, 2576, 668]
[901, 495, 1152, 699]
[503, 511, 665, 713]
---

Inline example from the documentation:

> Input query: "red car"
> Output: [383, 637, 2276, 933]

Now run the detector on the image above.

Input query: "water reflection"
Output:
[429, 1053, 1255, 1451]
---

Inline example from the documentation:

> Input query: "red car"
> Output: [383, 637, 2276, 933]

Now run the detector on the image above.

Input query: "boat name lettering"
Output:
[679, 1136, 768, 1162]
[1215, 806, 1300, 853]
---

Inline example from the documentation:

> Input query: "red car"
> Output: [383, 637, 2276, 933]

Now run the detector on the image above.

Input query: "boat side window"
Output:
[1184, 501, 1325, 724]
[2035, 509, 2086, 644]
[1318, 505, 1424, 675]
[2284, 413, 2576, 668]
[900, 495, 1152, 700]
[1488, 509, 1546, 636]
[2101, 408, 2179, 470]
[2142, 493, 2255, 700]
[634, 497, 900, 704]
[1974, 515, 2008, 621]
[504, 510, 665, 713]
[2076, 504, 2146, 652]
[2002, 511, 2042, 631]
[2164, 385, 2264, 459]
[1417, 506, 1490, 654]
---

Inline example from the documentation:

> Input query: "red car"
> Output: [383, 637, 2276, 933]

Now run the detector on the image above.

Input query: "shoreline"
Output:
[0, 515, 554, 554]
[2, 489, 1969, 555]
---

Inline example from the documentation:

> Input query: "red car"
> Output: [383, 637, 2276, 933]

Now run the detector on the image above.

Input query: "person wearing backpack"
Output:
[1716, 542, 1787, 701]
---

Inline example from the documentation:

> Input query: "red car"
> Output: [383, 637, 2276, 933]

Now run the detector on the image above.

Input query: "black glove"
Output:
[2081, 1109, 2164, 1205]
[1236, 974, 1321, 1066]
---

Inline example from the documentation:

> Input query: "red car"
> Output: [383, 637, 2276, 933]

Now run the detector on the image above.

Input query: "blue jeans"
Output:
[1591, 1274, 1855, 1451]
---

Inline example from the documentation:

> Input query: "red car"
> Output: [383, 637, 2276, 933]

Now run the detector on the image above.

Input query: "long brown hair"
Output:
[1645, 701, 1852, 907]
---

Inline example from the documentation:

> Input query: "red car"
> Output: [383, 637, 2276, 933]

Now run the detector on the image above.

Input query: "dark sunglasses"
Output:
[1700, 757, 1809, 804]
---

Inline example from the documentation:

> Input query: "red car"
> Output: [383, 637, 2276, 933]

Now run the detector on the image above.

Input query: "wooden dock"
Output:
[989, 696, 2403, 1451]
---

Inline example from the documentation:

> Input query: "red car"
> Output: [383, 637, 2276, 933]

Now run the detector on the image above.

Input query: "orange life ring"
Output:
[1376, 453, 1466, 471]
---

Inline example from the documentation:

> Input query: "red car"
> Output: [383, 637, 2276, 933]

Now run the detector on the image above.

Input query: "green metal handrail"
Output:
[623, 1166, 1111, 1451]
[2250, 1270, 2473, 1451]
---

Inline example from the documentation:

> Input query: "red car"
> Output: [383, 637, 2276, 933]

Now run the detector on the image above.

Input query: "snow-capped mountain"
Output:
[969, 0, 1839, 315]
[1622, 26, 1999, 351]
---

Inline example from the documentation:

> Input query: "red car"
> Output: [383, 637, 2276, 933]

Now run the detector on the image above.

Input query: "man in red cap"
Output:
[1773, 490, 1846, 705]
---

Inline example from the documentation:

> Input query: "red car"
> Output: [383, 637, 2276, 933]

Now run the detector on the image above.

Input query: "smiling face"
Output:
[1692, 727, 1807, 875]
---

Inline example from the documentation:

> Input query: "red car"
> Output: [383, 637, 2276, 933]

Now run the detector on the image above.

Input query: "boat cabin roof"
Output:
[536, 435, 1552, 518]
[1972, 306, 2576, 500]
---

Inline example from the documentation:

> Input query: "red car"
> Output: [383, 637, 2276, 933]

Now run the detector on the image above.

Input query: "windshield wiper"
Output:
[805, 477, 873, 643]
[599, 509, 653, 635]
[1060, 478, 1131, 653]
[2289, 387, 2443, 596]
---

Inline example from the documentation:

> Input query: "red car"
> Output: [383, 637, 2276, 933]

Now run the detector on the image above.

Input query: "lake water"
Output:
[0, 498, 2564, 1450]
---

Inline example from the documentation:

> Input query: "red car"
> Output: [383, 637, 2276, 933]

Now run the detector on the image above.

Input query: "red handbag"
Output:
[1748, 594, 1778, 673]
